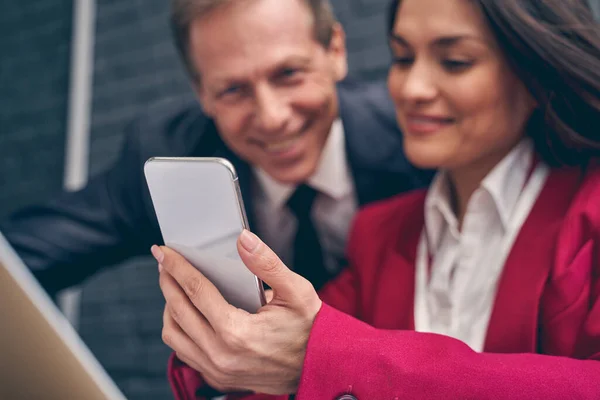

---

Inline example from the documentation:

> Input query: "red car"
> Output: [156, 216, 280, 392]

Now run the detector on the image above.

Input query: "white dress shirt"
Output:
[252, 119, 358, 274]
[414, 139, 549, 351]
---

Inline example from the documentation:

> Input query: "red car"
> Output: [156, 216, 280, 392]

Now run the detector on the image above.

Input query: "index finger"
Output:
[152, 245, 233, 327]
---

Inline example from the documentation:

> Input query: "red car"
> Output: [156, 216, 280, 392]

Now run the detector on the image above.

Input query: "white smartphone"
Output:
[144, 157, 266, 313]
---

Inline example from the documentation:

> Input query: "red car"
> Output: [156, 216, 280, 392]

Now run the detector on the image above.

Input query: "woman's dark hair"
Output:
[388, 0, 600, 166]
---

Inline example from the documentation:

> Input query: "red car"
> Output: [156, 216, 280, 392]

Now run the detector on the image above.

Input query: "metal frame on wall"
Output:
[58, 0, 96, 328]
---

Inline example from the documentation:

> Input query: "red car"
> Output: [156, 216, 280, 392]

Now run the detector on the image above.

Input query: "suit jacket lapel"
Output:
[484, 166, 583, 353]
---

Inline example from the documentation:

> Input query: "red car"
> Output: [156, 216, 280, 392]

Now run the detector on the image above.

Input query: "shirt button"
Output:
[335, 395, 358, 400]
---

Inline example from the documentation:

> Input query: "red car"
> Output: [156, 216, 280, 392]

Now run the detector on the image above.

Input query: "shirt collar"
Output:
[254, 119, 353, 209]
[424, 171, 458, 250]
[424, 139, 533, 251]
[481, 138, 533, 228]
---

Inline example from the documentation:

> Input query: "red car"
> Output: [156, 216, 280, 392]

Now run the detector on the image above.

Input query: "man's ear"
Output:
[328, 23, 348, 82]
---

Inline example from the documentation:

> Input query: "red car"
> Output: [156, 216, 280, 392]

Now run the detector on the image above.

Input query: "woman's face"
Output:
[388, 0, 536, 175]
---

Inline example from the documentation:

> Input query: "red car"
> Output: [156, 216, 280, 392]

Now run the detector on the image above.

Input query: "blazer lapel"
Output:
[369, 194, 426, 331]
[484, 166, 583, 353]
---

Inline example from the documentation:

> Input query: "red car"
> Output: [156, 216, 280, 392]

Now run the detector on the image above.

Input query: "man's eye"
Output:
[278, 68, 302, 81]
[274, 68, 303, 85]
[221, 86, 241, 96]
[442, 60, 473, 72]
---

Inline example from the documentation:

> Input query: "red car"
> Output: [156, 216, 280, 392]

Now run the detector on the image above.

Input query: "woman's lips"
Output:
[404, 114, 454, 135]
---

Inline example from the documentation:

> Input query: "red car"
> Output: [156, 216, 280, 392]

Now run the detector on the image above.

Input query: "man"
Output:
[1, 0, 427, 297]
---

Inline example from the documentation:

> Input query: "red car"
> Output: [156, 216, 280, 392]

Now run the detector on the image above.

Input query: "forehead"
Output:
[393, 0, 492, 44]
[189, 0, 320, 80]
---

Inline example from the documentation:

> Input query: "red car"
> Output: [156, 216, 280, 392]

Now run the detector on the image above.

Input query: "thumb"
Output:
[237, 230, 313, 301]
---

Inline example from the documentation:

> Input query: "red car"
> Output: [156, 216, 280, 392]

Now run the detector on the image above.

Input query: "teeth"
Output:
[264, 134, 301, 152]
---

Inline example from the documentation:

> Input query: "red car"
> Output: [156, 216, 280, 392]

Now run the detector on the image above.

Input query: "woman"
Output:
[159, 0, 600, 398]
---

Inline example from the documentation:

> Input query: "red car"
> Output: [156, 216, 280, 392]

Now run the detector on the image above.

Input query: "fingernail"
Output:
[151, 245, 164, 263]
[240, 230, 259, 253]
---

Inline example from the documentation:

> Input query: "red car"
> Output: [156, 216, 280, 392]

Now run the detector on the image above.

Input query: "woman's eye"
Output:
[442, 60, 473, 72]
[392, 57, 414, 67]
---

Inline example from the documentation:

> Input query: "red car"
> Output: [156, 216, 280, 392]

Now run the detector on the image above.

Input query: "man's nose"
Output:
[254, 85, 290, 134]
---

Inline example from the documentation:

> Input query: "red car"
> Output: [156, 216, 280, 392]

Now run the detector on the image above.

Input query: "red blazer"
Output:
[169, 164, 600, 400]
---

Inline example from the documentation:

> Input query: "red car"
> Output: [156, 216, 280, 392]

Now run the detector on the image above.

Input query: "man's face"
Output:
[189, 0, 348, 184]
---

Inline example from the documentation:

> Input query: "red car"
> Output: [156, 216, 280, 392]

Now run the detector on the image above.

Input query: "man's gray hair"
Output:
[170, 0, 337, 82]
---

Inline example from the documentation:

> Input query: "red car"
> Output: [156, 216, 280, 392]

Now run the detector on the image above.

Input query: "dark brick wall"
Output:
[335, 0, 393, 80]
[593, 0, 600, 17]
[0, 1, 72, 218]
[89, 0, 193, 176]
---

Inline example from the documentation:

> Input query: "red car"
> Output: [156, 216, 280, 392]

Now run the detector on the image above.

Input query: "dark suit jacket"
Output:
[1, 79, 430, 295]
